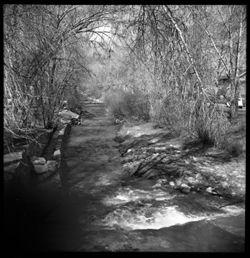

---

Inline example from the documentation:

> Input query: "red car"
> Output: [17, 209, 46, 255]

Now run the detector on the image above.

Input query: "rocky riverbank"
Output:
[4, 103, 245, 252]
[115, 122, 245, 206]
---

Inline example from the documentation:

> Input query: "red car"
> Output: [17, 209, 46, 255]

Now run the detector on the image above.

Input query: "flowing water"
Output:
[61, 102, 245, 252]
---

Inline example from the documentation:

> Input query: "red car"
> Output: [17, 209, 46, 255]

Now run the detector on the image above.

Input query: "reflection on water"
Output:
[220, 205, 245, 215]
[102, 187, 176, 206]
[62, 103, 244, 252]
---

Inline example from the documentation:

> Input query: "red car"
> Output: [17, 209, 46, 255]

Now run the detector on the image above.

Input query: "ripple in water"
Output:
[102, 187, 176, 206]
[102, 205, 207, 230]
[101, 188, 245, 230]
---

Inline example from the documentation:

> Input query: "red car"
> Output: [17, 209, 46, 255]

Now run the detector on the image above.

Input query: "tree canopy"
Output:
[4, 5, 246, 144]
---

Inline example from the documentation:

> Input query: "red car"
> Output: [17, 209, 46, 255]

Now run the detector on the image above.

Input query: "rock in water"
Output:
[33, 160, 58, 174]
[59, 110, 80, 120]
[206, 186, 214, 193]
[47, 160, 58, 172]
[34, 164, 48, 174]
[180, 183, 191, 194]
[176, 179, 182, 187]
[186, 176, 197, 184]
[221, 182, 229, 188]
[195, 173, 202, 180]
[53, 149, 61, 159]
[169, 181, 175, 187]
[32, 157, 46, 165]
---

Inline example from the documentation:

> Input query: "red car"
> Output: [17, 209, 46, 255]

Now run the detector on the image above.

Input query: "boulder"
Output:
[34, 164, 48, 174]
[206, 186, 214, 193]
[58, 110, 80, 120]
[162, 157, 169, 163]
[154, 146, 167, 151]
[169, 181, 175, 187]
[180, 183, 189, 189]
[195, 173, 203, 181]
[221, 181, 229, 188]
[181, 188, 190, 194]
[192, 156, 198, 162]
[123, 161, 140, 176]
[60, 118, 70, 124]
[152, 181, 162, 188]
[231, 191, 236, 196]
[32, 157, 46, 165]
[47, 160, 58, 172]
[186, 176, 197, 185]
[59, 128, 65, 136]
[175, 179, 182, 187]
[53, 149, 61, 159]
[180, 183, 191, 194]
[158, 178, 168, 184]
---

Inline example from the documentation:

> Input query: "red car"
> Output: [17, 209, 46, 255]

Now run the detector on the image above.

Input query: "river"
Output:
[59, 102, 245, 252]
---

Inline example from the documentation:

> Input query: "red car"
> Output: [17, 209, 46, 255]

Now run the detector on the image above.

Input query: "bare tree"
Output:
[4, 5, 114, 144]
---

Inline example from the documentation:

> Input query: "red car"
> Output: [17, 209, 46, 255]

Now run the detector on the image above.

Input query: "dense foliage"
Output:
[4, 5, 246, 149]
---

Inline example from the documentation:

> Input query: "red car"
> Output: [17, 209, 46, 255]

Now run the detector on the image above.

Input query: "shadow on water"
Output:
[4, 184, 84, 252]
[56, 174, 245, 252]
[5, 157, 243, 251]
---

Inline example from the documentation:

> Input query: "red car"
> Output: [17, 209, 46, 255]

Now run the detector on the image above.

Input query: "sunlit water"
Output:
[63, 104, 245, 251]
[100, 186, 245, 231]
[102, 187, 176, 205]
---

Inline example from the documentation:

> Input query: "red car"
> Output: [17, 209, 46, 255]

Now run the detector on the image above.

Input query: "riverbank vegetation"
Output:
[4, 5, 246, 156]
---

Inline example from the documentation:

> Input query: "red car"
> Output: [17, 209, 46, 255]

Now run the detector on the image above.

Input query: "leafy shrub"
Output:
[191, 99, 231, 147]
[150, 91, 231, 147]
[150, 93, 192, 136]
[104, 89, 150, 121]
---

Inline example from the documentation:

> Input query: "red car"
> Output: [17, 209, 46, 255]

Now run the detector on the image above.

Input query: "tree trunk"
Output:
[229, 8, 243, 120]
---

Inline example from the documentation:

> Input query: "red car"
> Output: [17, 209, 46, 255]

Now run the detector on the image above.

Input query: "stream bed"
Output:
[70, 177, 244, 252]
[60, 102, 245, 252]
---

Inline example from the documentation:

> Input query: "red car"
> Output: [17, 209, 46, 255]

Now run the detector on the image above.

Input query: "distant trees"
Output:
[99, 5, 246, 143]
[4, 5, 113, 138]
[184, 5, 246, 117]
[213, 5, 246, 117]
[4, 5, 246, 145]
